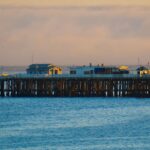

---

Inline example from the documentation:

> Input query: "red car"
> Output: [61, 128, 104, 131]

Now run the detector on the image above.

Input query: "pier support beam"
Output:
[0, 77, 149, 98]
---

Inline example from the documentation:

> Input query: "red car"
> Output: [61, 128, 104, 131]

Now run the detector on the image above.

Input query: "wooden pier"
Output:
[0, 75, 150, 97]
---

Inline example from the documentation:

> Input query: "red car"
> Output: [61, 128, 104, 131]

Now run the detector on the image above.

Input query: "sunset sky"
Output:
[0, 0, 150, 66]
[1, 0, 150, 6]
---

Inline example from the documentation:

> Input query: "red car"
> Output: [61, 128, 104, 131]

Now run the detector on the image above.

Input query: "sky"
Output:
[0, 1, 150, 66]
[1, 0, 150, 7]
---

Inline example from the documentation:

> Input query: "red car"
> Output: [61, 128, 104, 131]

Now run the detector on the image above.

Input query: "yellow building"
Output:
[0, 73, 9, 77]
[49, 66, 62, 75]
[118, 65, 129, 74]
[119, 66, 129, 71]
[137, 66, 150, 75]
[140, 70, 150, 75]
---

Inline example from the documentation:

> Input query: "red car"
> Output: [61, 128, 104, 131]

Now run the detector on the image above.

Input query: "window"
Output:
[70, 70, 76, 74]
[84, 70, 93, 74]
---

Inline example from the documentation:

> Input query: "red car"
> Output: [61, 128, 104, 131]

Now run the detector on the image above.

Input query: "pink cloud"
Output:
[0, 7, 150, 66]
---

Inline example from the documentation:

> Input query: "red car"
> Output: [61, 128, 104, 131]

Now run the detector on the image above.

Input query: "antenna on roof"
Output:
[138, 57, 140, 66]
[0, 66, 3, 74]
[89, 62, 92, 67]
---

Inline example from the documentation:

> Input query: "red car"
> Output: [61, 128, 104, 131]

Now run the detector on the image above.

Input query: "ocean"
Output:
[0, 97, 150, 150]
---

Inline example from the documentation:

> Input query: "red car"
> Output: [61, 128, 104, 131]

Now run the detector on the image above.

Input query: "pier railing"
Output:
[1, 73, 150, 79]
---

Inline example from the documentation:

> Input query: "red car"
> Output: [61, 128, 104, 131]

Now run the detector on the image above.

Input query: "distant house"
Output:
[118, 66, 129, 74]
[136, 66, 148, 74]
[27, 64, 62, 75]
[69, 65, 127, 75]
[136, 66, 150, 75]
[70, 66, 94, 75]
[48, 66, 62, 75]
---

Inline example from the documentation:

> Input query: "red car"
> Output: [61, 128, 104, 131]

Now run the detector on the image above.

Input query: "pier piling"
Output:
[0, 75, 150, 97]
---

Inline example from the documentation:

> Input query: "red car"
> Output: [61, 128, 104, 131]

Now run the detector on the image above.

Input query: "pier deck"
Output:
[0, 74, 150, 97]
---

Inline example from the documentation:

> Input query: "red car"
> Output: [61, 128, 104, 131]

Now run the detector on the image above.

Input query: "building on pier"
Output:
[118, 66, 129, 74]
[70, 65, 129, 75]
[137, 66, 150, 76]
[27, 64, 62, 75]
[136, 66, 150, 75]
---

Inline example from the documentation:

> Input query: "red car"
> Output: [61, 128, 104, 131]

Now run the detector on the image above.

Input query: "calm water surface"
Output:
[0, 97, 150, 150]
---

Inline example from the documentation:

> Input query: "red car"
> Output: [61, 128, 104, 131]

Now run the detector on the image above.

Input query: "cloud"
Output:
[0, 6, 150, 65]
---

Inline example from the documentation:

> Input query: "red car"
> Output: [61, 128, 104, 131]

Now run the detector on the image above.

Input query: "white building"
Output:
[70, 66, 95, 75]
[69, 65, 120, 75]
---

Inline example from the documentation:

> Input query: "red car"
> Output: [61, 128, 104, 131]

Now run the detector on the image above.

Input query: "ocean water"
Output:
[0, 98, 150, 150]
